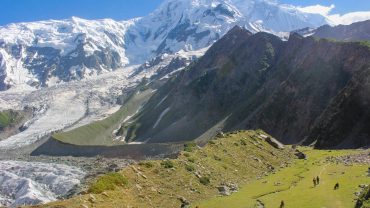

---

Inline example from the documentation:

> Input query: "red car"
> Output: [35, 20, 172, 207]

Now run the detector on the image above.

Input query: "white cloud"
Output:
[297, 4, 335, 16]
[329, 11, 370, 25]
[297, 4, 370, 25]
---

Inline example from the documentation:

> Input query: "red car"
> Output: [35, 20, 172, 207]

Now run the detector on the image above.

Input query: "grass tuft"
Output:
[185, 164, 195, 172]
[184, 142, 197, 152]
[199, 176, 211, 186]
[88, 172, 128, 194]
[161, 160, 174, 169]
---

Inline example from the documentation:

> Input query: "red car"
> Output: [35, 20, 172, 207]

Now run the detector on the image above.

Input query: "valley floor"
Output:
[196, 148, 370, 208]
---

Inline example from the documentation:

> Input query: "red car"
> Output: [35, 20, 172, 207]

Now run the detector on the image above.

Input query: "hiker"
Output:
[334, 183, 339, 190]
[280, 200, 285, 208]
[316, 176, 320, 185]
[313, 178, 317, 187]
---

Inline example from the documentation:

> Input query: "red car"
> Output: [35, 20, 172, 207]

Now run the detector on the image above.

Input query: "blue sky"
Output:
[1, 0, 370, 26]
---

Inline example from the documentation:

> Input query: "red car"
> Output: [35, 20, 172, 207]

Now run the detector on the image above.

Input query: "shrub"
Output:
[188, 157, 196, 163]
[185, 164, 195, 172]
[356, 186, 370, 208]
[208, 140, 216, 145]
[240, 139, 247, 146]
[138, 161, 154, 168]
[183, 152, 190, 157]
[214, 155, 222, 161]
[184, 142, 197, 152]
[88, 172, 128, 194]
[161, 160, 174, 169]
[199, 176, 210, 186]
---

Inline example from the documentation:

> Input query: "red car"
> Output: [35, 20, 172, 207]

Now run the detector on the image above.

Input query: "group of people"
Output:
[313, 176, 320, 186]
[313, 176, 339, 190]
[278, 176, 340, 208]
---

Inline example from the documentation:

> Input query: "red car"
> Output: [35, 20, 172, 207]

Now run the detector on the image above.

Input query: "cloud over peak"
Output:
[297, 4, 370, 25]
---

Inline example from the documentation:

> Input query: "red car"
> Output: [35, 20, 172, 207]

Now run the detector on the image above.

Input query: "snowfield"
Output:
[0, 160, 85, 207]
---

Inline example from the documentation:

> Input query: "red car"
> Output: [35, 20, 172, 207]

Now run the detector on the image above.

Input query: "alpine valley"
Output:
[0, 0, 369, 208]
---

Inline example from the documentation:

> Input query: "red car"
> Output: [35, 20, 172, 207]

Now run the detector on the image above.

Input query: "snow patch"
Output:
[153, 107, 171, 129]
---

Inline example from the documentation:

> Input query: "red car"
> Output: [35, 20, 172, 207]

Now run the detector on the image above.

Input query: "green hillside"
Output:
[32, 130, 369, 208]
[33, 130, 294, 208]
[196, 148, 370, 208]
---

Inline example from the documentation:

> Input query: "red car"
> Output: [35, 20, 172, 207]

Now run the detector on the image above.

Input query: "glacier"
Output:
[0, 160, 85, 207]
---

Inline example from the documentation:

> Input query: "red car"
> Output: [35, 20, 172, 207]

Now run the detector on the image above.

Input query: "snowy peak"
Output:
[0, 0, 331, 90]
[0, 18, 136, 90]
[126, 0, 329, 58]
[0, 17, 133, 58]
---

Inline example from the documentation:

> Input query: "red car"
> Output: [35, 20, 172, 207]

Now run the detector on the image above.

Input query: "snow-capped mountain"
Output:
[0, 0, 330, 90]
[0, 17, 135, 90]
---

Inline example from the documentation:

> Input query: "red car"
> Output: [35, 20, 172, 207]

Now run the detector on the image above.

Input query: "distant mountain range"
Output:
[0, 0, 330, 90]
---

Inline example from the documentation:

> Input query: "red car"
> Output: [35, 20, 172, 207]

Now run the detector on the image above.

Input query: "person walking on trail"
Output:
[313, 178, 317, 187]
[280, 200, 285, 208]
[316, 176, 320, 185]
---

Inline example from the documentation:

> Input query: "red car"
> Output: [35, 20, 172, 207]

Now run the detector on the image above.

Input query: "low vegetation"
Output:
[36, 130, 293, 208]
[88, 172, 128, 194]
[199, 176, 211, 186]
[356, 186, 370, 208]
[0, 110, 23, 129]
[160, 160, 174, 169]
[33, 130, 369, 208]
[184, 142, 197, 152]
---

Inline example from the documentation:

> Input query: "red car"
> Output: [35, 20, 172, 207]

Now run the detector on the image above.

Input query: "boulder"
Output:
[217, 183, 239, 196]
[228, 183, 239, 192]
[178, 196, 190, 208]
[88, 194, 96, 203]
[264, 136, 285, 149]
[294, 149, 307, 159]
[217, 186, 231, 196]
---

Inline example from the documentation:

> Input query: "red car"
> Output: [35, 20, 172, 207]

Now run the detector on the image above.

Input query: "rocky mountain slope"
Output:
[0, 0, 330, 90]
[313, 20, 370, 41]
[116, 26, 370, 149]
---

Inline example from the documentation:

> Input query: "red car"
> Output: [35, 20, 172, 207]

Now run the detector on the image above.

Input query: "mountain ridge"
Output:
[116, 26, 370, 149]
